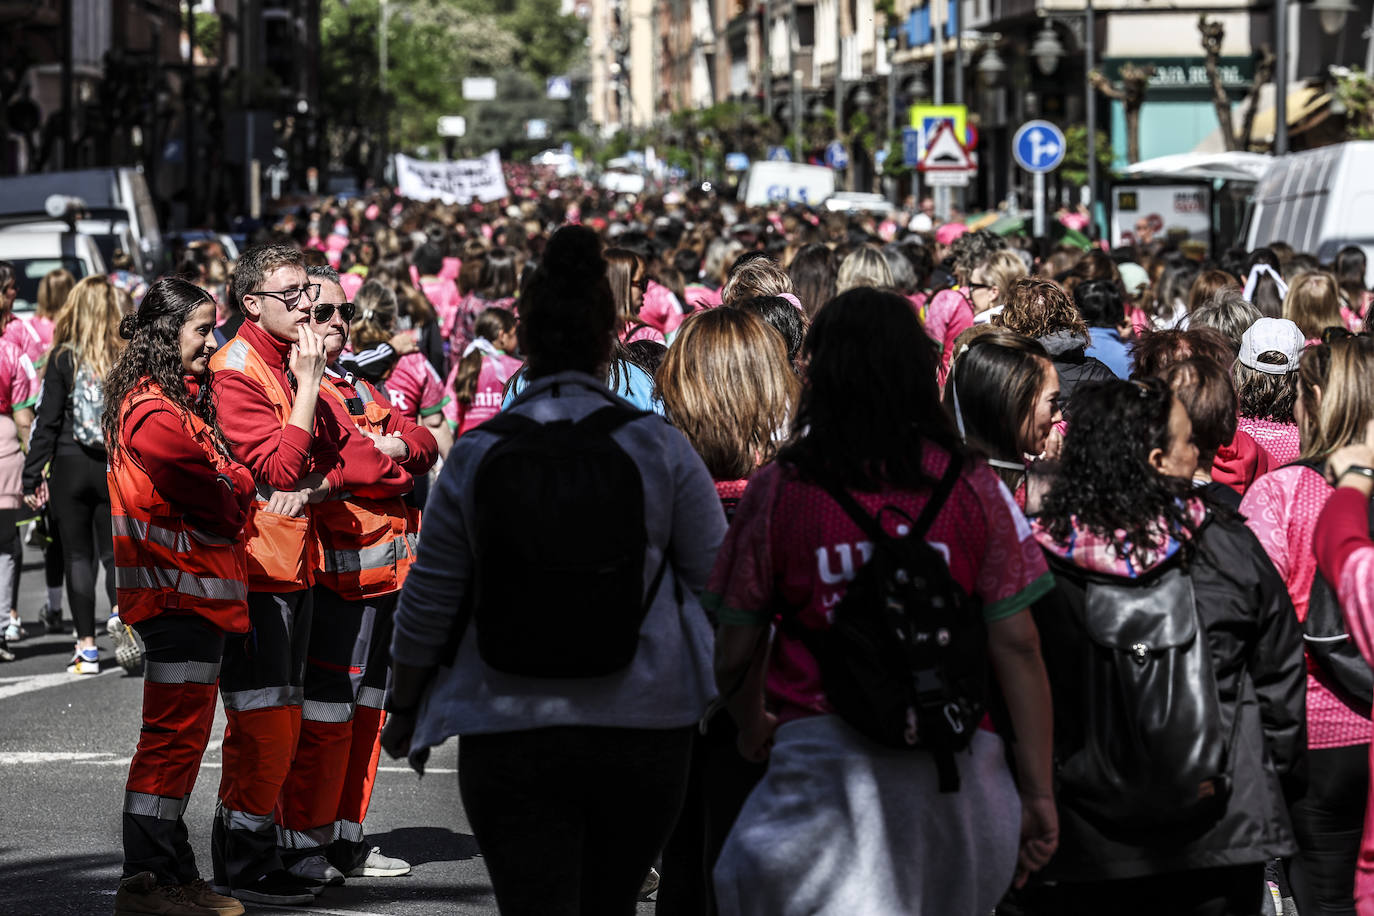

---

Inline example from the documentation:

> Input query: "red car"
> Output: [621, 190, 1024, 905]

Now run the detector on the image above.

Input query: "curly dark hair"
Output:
[102, 277, 224, 456]
[1038, 377, 1199, 561]
[780, 287, 960, 489]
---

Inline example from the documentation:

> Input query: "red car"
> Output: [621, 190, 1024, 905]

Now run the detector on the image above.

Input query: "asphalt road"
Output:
[0, 545, 658, 915]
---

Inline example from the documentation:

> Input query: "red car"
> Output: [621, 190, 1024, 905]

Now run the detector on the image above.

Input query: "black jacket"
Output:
[1030, 512, 1305, 882]
[1039, 330, 1116, 411]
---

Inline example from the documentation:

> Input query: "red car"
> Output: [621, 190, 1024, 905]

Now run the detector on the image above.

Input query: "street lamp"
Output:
[978, 46, 1006, 88]
[1031, 23, 1065, 76]
[1312, 0, 1356, 35]
[852, 84, 875, 110]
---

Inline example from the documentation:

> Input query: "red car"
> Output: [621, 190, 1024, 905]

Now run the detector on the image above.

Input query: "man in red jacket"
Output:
[276, 266, 436, 887]
[210, 244, 412, 907]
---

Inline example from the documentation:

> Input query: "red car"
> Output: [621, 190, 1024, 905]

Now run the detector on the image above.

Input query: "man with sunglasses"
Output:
[274, 266, 435, 888]
[206, 244, 407, 906]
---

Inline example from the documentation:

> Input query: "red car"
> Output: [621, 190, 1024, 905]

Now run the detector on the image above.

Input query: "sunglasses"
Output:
[312, 302, 357, 323]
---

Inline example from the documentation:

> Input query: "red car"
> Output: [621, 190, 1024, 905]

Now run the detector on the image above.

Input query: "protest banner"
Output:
[394, 151, 510, 204]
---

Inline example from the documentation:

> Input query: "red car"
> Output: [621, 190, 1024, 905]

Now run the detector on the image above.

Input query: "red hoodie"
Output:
[1212, 427, 1270, 496]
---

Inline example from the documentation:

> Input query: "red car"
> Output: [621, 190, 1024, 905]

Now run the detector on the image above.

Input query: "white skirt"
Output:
[714, 715, 1020, 916]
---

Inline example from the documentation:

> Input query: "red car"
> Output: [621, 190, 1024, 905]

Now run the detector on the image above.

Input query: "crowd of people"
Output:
[8, 170, 1374, 916]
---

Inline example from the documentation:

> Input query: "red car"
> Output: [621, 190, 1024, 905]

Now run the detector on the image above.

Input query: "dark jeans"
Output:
[49, 450, 115, 639]
[1026, 863, 1268, 916]
[459, 725, 694, 916]
[1289, 743, 1369, 916]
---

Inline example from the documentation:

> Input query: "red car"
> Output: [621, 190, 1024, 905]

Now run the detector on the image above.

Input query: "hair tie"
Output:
[779, 292, 803, 311]
[1242, 263, 1289, 304]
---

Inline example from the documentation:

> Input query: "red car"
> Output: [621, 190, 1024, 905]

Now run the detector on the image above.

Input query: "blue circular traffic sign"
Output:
[825, 141, 849, 170]
[1012, 120, 1066, 174]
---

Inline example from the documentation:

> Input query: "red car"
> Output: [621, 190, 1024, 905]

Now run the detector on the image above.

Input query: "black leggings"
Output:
[49, 450, 115, 640]
[1289, 743, 1370, 916]
[459, 725, 694, 916]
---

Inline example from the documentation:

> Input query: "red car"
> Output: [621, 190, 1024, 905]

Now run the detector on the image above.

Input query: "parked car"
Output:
[0, 168, 162, 274]
[0, 230, 107, 315]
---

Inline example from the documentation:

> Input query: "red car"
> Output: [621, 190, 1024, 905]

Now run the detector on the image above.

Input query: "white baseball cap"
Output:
[1238, 317, 1305, 374]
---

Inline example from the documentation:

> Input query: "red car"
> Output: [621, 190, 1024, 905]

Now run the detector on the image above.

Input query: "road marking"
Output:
[0, 667, 118, 701]
[252, 907, 401, 916]
[0, 750, 123, 765]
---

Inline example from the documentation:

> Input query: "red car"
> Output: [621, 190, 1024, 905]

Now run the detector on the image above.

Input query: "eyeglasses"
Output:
[312, 302, 357, 323]
[965, 283, 995, 293]
[247, 284, 321, 308]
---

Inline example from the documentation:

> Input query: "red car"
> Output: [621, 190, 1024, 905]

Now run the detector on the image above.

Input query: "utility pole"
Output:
[790, 0, 801, 159]
[763, 0, 772, 123]
[185, 2, 197, 226]
[60, 0, 73, 168]
[1085, 0, 1098, 235]
[1274, 0, 1288, 154]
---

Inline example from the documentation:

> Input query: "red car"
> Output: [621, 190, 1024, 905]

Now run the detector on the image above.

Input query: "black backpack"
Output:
[788, 456, 987, 792]
[469, 401, 667, 678]
[1046, 551, 1242, 829]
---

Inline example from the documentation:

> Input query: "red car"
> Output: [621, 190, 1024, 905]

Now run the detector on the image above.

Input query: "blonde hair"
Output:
[836, 245, 894, 294]
[53, 275, 125, 378]
[657, 309, 798, 480]
[36, 268, 75, 320]
[1302, 336, 1374, 460]
[721, 257, 792, 307]
[1283, 271, 1344, 340]
[972, 250, 1028, 302]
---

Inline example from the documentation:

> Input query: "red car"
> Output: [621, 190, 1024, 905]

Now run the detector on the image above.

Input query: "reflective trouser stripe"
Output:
[116, 567, 247, 602]
[322, 536, 407, 574]
[112, 516, 191, 552]
[221, 805, 275, 833]
[221, 685, 302, 712]
[124, 790, 190, 821]
[302, 700, 354, 723]
[335, 819, 364, 843]
[405, 532, 418, 555]
[356, 686, 385, 710]
[145, 660, 220, 685]
[278, 823, 336, 851]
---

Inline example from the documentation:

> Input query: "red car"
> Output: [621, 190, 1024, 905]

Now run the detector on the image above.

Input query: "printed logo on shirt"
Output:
[815, 537, 950, 584]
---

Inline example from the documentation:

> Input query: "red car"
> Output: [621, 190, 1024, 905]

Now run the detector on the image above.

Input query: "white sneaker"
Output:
[105, 614, 122, 639]
[640, 866, 660, 900]
[287, 855, 345, 889]
[344, 848, 411, 877]
[4, 619, 23, 642]
[67, 648, 100, 675]
[110, 619, 144, 674]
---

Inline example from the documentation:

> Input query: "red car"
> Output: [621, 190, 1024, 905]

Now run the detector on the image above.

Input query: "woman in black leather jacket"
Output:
[1023, 377, 1306, 916]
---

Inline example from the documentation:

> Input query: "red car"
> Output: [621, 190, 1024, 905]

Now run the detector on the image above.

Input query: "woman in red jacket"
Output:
[105, 277, 259, 916]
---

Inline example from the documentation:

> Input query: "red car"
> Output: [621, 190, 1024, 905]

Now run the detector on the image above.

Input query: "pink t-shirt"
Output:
[704, 452, 1053, 724]
[383, 352, 449, 422]
[622, 321, 666, 345]
[339, 272, 365, 302]
[444, 352, 523, 436]
[925, 288, 973, 389]
[1237, 417, 1301, 467]
[1242, 464, 1371, 748]
[2, 316, 46, 367]
[440, 257, 461, 281]
[419, 276, 463, 343]
[638, 281, 686, 336]
[685, 285, 722, 310]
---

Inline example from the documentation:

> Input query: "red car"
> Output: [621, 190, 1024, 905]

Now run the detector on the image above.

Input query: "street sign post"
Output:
[917, 122, 974, 201]
[437, 116, 467, 137]
[1012, 120, 1067, 240]
[767, 146, 792, 162]
[902, 128, 921, 167]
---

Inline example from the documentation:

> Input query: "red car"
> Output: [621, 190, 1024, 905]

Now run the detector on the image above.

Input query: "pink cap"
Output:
[935, 223, 968, 246]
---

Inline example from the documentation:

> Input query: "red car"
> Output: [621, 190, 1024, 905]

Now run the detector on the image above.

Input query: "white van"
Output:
[0, 168, 162, 274]
[0, 231, 107, 315]
[1246, 142, 1374, 285]
[737, 162, 835, 208]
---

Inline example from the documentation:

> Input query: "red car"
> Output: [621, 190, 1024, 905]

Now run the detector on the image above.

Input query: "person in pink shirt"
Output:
[382, 350, 451, 459]
[31, 267, 72, 364]
[1312, 419, 1374, 916]
[1241, 333, 1374, 916]
[1233, 317, 1305, 466]
[922, 232, 1008, 388]
[449, 249, 519, 357]
[413, 243, 463, 346]
[444, 308, 521, 438]
[0, 334, 37, 651]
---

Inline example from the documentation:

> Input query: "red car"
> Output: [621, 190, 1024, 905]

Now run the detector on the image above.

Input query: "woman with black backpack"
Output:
[382, 224, 726, 916]
[707, 287, 1059, 915]
[1024, 377, 1306, 915]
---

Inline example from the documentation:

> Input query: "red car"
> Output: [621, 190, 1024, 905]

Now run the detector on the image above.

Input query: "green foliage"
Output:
[193, 12, 222, 62]
[319, 0, 587, 164]
[1060, 125, 1113, 187]
[1332, 66, 1374, 141]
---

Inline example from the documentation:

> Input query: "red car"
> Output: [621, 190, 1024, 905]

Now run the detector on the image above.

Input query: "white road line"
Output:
[0, 667, 118, 701]
[0, 750, 122, 765]
[252, 907, 400, 916]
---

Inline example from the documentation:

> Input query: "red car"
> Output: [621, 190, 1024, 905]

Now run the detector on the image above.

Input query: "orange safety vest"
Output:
[209, 336, 316, 592]
[108, 384, 250, 633]
[313, 372, 419, 600]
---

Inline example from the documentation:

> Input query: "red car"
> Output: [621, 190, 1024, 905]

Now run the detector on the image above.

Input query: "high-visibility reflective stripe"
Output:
[356, 686, 386, 710]
[145, 660, 220, 685]
[302, 699, 354, 723]
[335, 819, 365, 843]
[112, 516, 191, 553]
[405, 532, 419, 555]
[278, 823, 335, 850]
[124, 790, 188, 821]
[115, 567, 246, 603]
[221, 806, 275, 833]
[323, 537, 405, 574]
[221, 339, 249, 373]
[221, 685, 303, 712]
